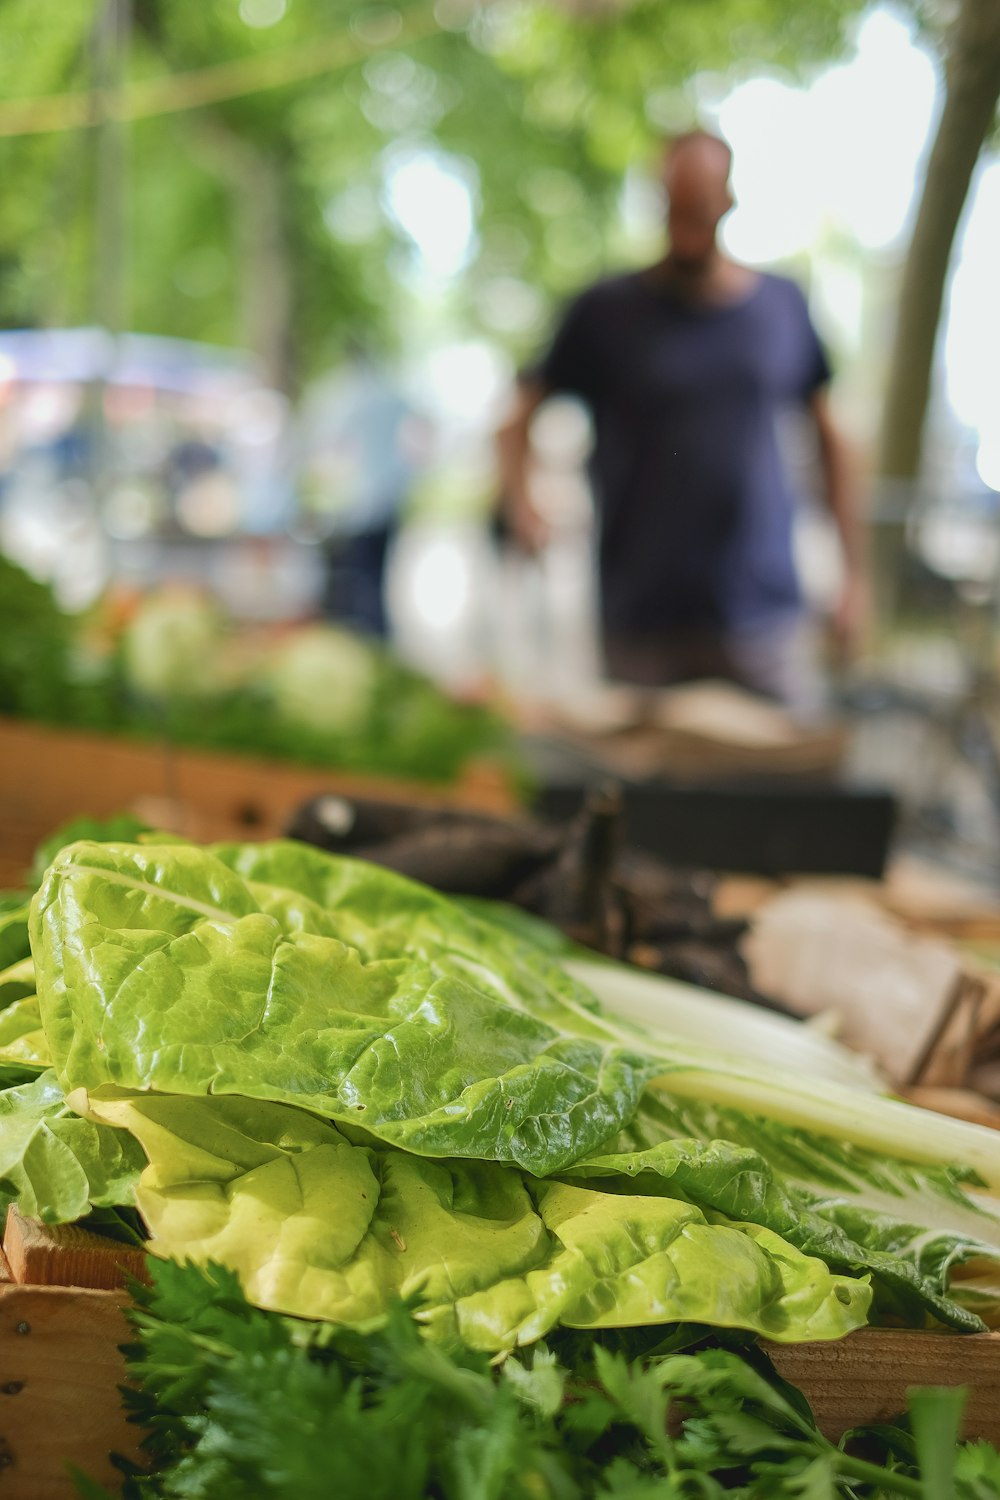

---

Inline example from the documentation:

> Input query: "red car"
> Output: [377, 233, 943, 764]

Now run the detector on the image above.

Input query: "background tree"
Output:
[0, 0, 869, 392]
[866, 0, 1000, 620]
[878, 0, 1000, 489]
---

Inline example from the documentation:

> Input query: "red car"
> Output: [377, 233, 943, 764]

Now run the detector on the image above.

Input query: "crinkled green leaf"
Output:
[210, 838, 613, 1036]
[0, 956, 34, 1009]
[575, 1091, 1000, 1333]
[0, 1071, 144, 1222]
[31, 841, 656, 1176]
[0, 905, 31, 975]
[26, 835, 1000, 1351]
[0, 993, 50, 1070]
[79, 1090, 872, 1351]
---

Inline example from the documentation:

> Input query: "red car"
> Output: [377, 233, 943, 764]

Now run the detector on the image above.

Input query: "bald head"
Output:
[660, 131, 733, 271]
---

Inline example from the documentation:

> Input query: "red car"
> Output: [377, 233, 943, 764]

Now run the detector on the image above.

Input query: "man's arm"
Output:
[494, 377, 552, 552]
[810, 388, 869, 658]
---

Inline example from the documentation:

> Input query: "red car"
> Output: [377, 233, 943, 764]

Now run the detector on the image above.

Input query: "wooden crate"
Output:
[0, 716, 517, 890]
[0, 1211, 145, 1500]
[767, 1329, 1000, 1443]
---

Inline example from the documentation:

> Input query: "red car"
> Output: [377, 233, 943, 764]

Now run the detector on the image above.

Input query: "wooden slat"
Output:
[0, 1283, 139, 1499]
[765, 1327, 1000, 1444]
[0, 715, 516, 889]
[3, 1209, 148, 1293]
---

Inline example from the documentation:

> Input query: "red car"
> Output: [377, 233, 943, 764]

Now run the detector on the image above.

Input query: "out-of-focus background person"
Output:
[496, 130, 865, 710]
[295, 341, 432, 638]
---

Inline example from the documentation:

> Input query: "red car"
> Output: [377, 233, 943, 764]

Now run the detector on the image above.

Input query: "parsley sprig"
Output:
[75, 1260, 1000, 1500]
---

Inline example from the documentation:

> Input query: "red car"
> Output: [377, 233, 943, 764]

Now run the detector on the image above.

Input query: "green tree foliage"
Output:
[0, 0, 870, 387]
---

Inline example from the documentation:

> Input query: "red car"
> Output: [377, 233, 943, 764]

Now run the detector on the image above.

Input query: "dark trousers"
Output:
[603, 618, 814, 708]
[321, 527, 393, 638]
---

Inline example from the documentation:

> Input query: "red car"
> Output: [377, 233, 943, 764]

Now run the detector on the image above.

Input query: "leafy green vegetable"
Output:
[76, 1259, 997, 1500]
[29, 835, 1000, 1335]
[569, 1090, 1000, 1333]
[0, 903, 31, 971]
[0, 1071, 144, 1222]
[121, 590, 226, 702]
[37, 834, 1000, 1182]
[0, 992, 50, 1071]
[76, 1090, 870, 1348]
[0, 558, 516, 786]
[260, 623, 377, 736]
[0, 555, 73, 722]
[0, 955, 34, 1008]
[953, 1439, 1000, 1498]
[32, 839, 656, 1175]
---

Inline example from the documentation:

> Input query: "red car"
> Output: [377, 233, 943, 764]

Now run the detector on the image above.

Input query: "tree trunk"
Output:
[878, 0, 1000, 485]
[237, 150, 296, 397]
[190, 117, 296, 395]
[92, 0, 131, 339]
[872, 0, 1000, 626]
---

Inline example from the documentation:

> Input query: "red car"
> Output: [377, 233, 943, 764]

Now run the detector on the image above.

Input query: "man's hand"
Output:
[495, 379, 551, 553]
[810, 391, 869, 664]
[829, 569, 870, 663]
[504, 491, 551, 554]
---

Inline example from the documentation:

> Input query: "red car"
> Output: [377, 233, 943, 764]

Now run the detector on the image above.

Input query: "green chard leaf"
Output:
[29, 835, 1000, 1344]
[0, 1071, 144, 1222]
[570, 1091, 1000, 1332]
[0, 903, 31, 973]
[0, 956, 35, 1009]
[31, 840, 656, 1176]
[0, 992, 51, 1072]
[77, 1090, 872, 1351]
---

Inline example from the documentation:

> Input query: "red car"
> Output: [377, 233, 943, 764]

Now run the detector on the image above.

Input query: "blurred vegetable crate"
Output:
[0, 716, 517, 890]
[1, 1204, 1000, 1497]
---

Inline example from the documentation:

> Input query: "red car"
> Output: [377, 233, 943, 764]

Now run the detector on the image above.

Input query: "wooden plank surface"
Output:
[0, 1284, 139, 1499]
[0, 715, 515, 889]
[766, 1327, 1000, 1444]
[3, 1209, 148, 1293]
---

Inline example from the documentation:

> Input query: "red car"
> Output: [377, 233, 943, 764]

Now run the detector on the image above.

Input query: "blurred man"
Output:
[496, 130, 865, 704]
[298, 344, 429, 638]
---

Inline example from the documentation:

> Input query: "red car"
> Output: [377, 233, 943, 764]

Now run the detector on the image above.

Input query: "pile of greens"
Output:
[77, 1259, 1000, 1499]
[3, 829, 1000, 1492]
[0, 558, 513, 784]
[0, 554, 78, 723]
[4, 832, 1000, 1349]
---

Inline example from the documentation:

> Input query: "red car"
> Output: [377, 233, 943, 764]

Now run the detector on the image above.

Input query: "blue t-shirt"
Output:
[536, 269, 831, 634]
